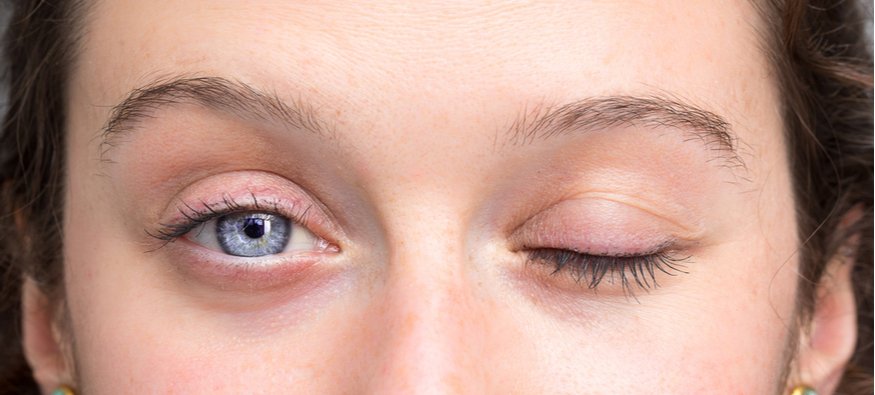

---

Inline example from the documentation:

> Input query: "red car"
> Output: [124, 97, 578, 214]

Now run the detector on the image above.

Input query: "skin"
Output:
[20, 1, 858, 394]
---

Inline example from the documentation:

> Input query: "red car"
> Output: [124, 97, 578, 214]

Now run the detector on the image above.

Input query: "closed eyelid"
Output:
[561, 191, 706, 237]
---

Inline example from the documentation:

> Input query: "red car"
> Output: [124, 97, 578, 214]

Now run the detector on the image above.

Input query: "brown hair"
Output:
[755, 0, 873, 392]
[0, 0, 84, 392]
[0, 0, 871, 393]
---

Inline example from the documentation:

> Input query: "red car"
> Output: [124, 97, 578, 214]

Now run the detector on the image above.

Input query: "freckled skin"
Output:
[58, 1, 802, 393]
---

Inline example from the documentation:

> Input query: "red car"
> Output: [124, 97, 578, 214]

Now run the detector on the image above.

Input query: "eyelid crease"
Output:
[559, 190, 706, 239]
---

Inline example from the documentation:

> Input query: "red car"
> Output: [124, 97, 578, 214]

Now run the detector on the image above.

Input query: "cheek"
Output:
[513, 233, 800, 393]
[62, 173, 324, 390]
[520, 294, 795, 393]
[62, 215, 339, 391]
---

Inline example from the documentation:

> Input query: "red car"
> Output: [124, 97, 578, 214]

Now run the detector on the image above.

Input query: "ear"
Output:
[792, 214, 860, 394]
[21, 277, 72, 393]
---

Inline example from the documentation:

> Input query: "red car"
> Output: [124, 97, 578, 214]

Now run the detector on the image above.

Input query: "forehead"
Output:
[75, 1, 771, 109]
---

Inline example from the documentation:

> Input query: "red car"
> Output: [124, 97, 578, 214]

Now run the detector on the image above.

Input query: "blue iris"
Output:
[215, 212, 291, 257]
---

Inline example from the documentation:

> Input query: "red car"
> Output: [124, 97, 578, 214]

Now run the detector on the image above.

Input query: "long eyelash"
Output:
[144, 194, 311, 250]
[525, 248, 690, 295]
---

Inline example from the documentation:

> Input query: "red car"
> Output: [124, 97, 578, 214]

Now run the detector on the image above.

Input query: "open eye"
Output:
[187, 211, 321, 257]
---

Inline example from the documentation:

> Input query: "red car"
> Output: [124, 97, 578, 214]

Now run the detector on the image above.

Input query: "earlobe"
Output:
[21, 277, 71, 394]
[792, 235, 859, 394]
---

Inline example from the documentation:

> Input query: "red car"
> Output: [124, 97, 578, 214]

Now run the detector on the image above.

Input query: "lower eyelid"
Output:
[168, 245, 338, 293]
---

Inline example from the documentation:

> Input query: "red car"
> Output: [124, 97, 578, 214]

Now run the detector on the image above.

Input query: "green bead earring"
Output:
[51, 385, 76, 395]
[790, 385, 817, 395]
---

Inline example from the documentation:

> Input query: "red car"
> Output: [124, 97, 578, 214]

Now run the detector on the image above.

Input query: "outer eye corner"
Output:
[315, 237, 341, 254]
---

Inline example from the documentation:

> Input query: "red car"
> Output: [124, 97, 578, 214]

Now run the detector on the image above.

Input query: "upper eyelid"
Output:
[505, 194, 708, 259]
[560, 192, 703, 236]
[143, 170, 352, 252]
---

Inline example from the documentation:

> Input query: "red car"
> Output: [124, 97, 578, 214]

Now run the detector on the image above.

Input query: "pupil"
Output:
[242, 218, 265, 239]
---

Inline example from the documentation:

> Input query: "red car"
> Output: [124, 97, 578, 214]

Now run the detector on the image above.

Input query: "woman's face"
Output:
[60, 1, 801, 393]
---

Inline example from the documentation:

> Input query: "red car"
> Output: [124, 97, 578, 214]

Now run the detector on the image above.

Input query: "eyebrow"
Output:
[99, 76, 332, 158]
[100, 77, 745, 172]
[502, 95, 746, 171]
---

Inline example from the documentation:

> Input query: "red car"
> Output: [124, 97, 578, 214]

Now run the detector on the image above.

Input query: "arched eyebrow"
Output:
[502, 95, 746, 172]
[99, 76, 333, 159]
[99, 76, 746, 173]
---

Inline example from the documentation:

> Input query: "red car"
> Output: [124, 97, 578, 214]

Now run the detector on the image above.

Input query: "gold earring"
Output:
[52, 385, 76, 395]
[790, 385, 817, 395]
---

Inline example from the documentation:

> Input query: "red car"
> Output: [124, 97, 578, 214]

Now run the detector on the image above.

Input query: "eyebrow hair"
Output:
[503, 95, 746, 171]
[99, 76, 332, 159]
[99, 77, 745, 173]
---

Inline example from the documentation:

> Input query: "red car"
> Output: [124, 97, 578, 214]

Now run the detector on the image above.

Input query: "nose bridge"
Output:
[367, 204, 488, 394]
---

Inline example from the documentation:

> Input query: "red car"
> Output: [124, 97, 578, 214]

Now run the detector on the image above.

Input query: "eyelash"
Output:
[525, 248, 689, 294]
[146, 194, 313, 248]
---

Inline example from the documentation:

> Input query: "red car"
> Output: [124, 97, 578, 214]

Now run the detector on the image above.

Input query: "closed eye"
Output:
[525, 248, 689, 295]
